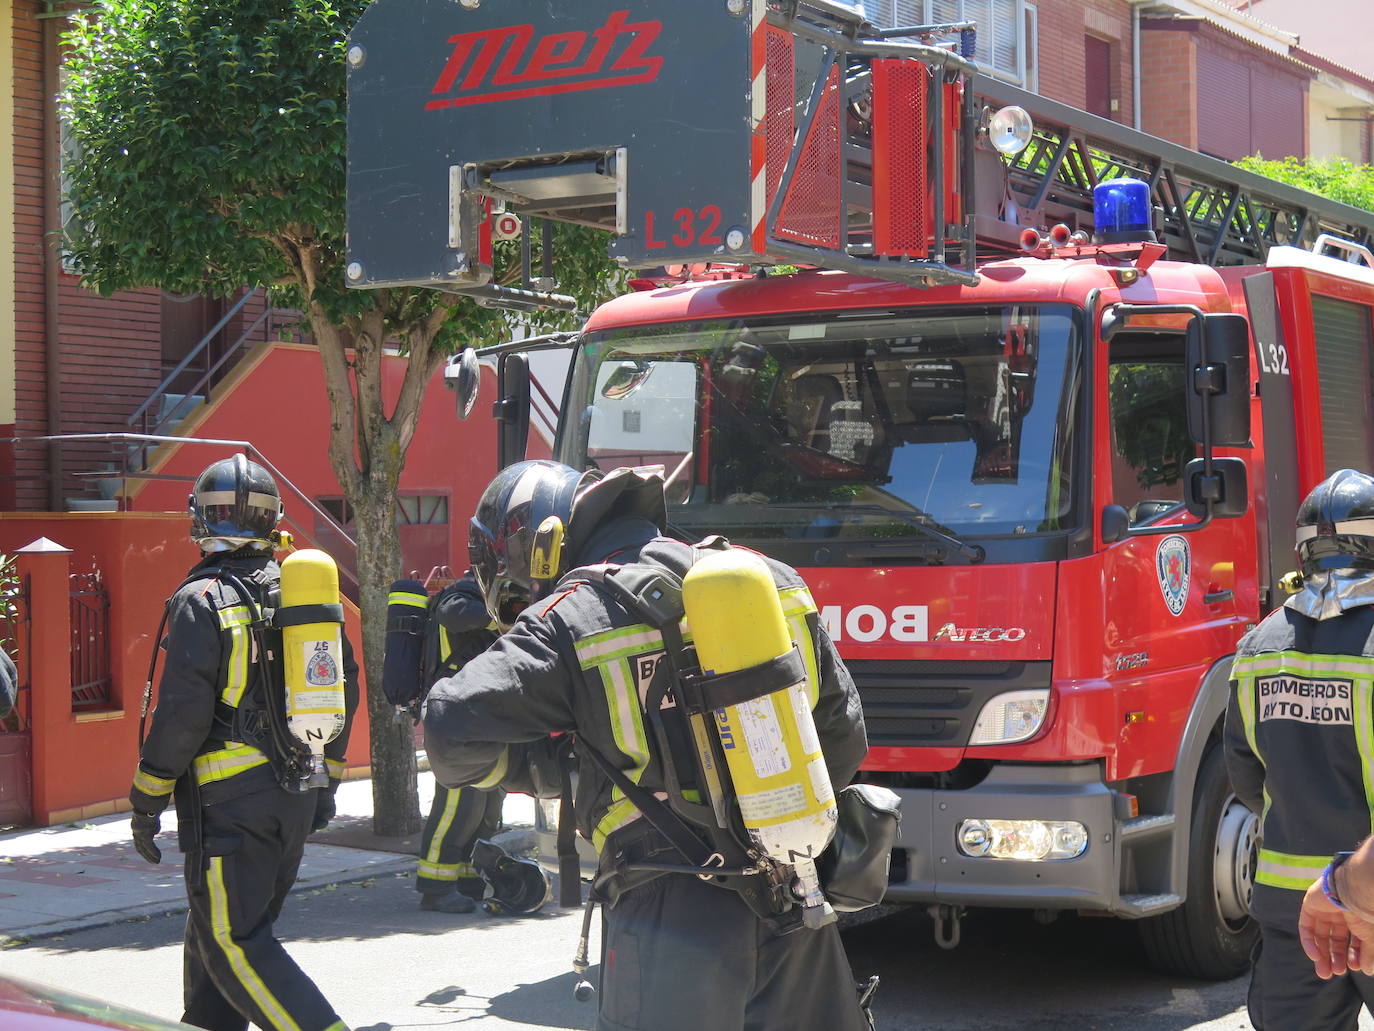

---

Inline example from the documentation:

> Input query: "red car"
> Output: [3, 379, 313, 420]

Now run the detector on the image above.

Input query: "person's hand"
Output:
[1300, 878, 1374, 978]
[312, 792, 336, 833]
[130, 811, 161, 865]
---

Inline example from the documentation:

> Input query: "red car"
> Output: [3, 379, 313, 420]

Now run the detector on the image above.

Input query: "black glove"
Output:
[312, 792, 336, 833]
[130, 810, 161, 865]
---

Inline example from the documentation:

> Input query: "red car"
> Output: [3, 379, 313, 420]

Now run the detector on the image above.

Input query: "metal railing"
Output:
[69, 569, 111, 710]
[0, 574, 30, 733]
[4, 433, 360, 598]
[126, 290, 307, 453]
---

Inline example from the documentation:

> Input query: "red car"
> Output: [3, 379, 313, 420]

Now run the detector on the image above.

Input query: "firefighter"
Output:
[415, 574, 505, 914]
[129, 455, 358, 1031]
[1225, 468, 1374, 1030]
[423, 460, 871, 1031]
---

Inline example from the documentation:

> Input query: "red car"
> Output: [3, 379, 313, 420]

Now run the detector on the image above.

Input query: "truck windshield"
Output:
[558, 304, 1082, 559]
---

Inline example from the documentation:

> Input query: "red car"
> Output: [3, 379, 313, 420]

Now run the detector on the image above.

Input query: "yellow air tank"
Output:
[279, 549, 347, 788]
[682, 548, 838, 927]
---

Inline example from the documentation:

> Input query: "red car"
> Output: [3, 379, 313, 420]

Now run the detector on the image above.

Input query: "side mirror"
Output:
[494, 352, 531, 470]
[1185, 313, 1251, 447]
[1101, 504, 1130, 544]
[445, 347, 482, 420]
[1183, 457, 1248, 519]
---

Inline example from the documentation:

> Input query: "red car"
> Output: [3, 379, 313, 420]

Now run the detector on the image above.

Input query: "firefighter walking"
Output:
[129, 455, 358, 1031]
[422, 460, 871, 1031]
[1225, 468, 1374, 1030]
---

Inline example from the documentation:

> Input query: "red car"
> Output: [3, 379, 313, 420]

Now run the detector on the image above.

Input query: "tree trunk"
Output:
[353, 472, 421, 837]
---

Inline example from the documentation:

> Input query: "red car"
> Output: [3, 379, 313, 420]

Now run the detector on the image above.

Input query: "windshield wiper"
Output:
[770, 504, 986, 563]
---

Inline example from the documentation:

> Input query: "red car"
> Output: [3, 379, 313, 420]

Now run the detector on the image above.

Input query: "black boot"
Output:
[420, 891, 476, 914]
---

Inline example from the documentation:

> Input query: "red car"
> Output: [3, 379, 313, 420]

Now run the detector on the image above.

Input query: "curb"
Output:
[0, 826, 537, 946]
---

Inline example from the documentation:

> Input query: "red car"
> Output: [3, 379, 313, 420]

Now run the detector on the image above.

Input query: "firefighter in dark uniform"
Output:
[415, 574, 505, 913]
[423, 460, 871, 1031]
[129, 455, 358, 1031]
[1225, 468, 1374, 1030]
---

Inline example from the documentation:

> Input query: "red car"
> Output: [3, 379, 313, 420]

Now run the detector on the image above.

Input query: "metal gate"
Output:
[69, 570, 112, 710]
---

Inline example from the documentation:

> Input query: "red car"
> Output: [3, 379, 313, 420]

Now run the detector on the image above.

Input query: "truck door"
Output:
[1099, 327, 1255, 777]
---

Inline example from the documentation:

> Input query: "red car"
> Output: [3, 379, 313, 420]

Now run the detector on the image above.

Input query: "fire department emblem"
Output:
[1156, 535, 1191, 617]
[306, 644, 339, 687]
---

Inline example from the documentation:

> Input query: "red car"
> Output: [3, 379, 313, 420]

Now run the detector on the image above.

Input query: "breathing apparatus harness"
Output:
[139, 547, 329, 795]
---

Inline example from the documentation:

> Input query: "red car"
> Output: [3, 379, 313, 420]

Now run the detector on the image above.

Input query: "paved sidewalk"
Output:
[0, 770, 535, 944]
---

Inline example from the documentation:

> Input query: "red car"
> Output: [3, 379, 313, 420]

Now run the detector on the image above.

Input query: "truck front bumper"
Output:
[881, 762, 1120, 911]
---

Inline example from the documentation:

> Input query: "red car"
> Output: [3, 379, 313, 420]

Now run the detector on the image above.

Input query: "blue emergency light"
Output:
[1092, 177, 1157, 244]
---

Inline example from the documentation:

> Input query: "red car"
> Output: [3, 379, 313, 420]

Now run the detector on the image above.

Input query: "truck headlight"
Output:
[957, 818, 1088, 860]
[968, 689, 1050, 745]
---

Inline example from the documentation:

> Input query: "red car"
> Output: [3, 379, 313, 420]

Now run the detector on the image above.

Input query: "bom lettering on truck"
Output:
[820, 605, 929, 642]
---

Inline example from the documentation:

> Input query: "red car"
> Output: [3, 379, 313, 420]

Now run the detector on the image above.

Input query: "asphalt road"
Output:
[2, 869, 1369, 1031]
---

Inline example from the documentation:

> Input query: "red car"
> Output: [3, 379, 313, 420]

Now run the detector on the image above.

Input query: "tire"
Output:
[1139, 745, 1259, 980]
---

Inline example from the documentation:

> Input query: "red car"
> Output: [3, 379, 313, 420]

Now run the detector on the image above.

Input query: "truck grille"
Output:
[845, 659, 1053, 748]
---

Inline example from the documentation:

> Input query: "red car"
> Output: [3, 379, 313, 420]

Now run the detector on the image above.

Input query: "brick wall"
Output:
[1141, 28, 1198, 148]
[1031, 0, 1135, 126]
[12, 8, 196, 510]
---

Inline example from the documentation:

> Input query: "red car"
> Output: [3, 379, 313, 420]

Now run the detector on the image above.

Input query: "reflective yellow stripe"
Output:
[193, 744, 269, 785]
[206, 856, 303, 1031]
[473, 747, 509, 789]
[1232, 651, 1374, 679]
[575, 623, 663, 667]
[422, 789, 463, 874]
[389, 591, 428, 607]
[418, 858, 460, 879]
[1355, 682, 1374, 834]
[1256, 848, 1329, 891]
[439, 625, 451, 663]
[221, 621, 250, 708]
[325, 758, 345, 780]
[593, 795, 644, 852]
[322, 1023, 347, 1031]
[132, 767, 176, 798]
[214, 604, 252, 630]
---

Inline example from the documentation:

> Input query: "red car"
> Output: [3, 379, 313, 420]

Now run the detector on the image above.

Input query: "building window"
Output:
[863, 0, 1031, 86]
[398, 494, 449, 525]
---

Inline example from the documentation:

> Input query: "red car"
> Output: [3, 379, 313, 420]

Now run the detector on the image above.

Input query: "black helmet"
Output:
[468, 460, 668, 629]
[1296, 468, 1374, 576]
[189, 454, 283, 549]
[471, 839, 551, 916]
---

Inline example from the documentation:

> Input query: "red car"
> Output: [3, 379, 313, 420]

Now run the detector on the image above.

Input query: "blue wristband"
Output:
[1323, 851, 1358, 911]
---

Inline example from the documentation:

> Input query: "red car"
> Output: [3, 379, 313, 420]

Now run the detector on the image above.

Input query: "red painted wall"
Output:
[128, 342, 500, 581]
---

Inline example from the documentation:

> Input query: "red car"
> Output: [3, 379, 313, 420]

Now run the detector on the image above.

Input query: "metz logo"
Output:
[427, 10, 664, 111]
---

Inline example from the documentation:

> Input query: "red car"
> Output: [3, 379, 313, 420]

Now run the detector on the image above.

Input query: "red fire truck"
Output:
[346, 0, 1374, 978]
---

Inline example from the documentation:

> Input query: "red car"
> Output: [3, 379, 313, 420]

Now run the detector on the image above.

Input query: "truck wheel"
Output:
[1139, 745, 1259, 980]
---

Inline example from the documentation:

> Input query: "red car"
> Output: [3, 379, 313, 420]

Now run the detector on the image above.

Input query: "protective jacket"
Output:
[423, 516, 868, 865]
[1224, 601, 1374, 925]
[131, 550, 360, 815]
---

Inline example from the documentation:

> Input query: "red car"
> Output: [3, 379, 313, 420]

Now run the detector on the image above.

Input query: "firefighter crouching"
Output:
[423, 460, 872, 1031]
[384, 573, 512, 913]
[1225, 468, 1374, 1030]
[129, 455, 358, 1031]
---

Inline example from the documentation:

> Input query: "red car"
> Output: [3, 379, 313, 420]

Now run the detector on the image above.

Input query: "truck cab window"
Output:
[1108, 336, 1198, 525]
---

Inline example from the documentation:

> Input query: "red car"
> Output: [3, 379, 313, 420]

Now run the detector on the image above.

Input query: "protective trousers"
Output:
[180, 785, 345, 1031]
[1249, 918, 1374, 1031]
[596, 873, 869, 1031]
[416, 785, 504, 900]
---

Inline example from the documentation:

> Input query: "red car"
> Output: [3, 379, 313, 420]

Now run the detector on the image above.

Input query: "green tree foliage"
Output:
[1235, 155, 1374, 214]
[60, 0, 621, 834]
